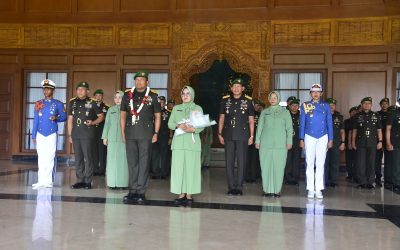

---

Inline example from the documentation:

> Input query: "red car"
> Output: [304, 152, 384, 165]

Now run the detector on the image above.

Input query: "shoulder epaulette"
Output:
[150, 89, 158, 94]
[125, 89, 131, 93]
[69, 97, 76, 101]
[245, 95, 252, 100]
[222, 95, 230, 99]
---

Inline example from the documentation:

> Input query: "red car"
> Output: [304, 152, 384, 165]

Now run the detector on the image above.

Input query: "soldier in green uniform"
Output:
[218, 78, 255, 195]
[93, 89, 110, 176]
[386, 102, 400, 192]
[68, 82, 104, 189]
[245, 99, 263, 183]
[375, 98, 390, 187]
[284, 98, 301, 185]
[345, 106, 358, 182]
[121, 71, 161, 202]
[151, 96, 171, 179]
[324, 98, 345, 187]
[352, 97, 383, 189]
[384, 104, 400, 189]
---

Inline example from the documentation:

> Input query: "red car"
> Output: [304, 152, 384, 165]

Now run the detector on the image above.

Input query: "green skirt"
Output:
[170, 150, 201, 195]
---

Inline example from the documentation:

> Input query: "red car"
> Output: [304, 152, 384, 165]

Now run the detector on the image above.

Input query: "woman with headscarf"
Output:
[168, 86, 204, 204]
[102, 90, 129, 189]
[255, 91, 293, 197]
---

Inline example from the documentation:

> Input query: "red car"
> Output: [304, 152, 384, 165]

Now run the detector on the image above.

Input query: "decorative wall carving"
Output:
[272, 21, 332, 45]
[24, 25, 73, 48]
[171, 22, 270, 103]
[118, 23, 171, 48]
[391, 17, 400, 43]
[335, 18, 386, 45]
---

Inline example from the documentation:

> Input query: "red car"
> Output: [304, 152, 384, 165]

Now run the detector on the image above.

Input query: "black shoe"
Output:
[186, 198, 194, 203]
[137, 194, 146, 202]
[375, 181, 382, 187]
[71, 182, 85, 189]
[236, 189, 243, 196]
[123, 193, 137, 202]
[84, 183, 92, 189]
[262, 193, 273, 197]
[273, 193, 281, 198]
[227, 189, 235, 195]
[366, 184, 375, 190]
[174, 196, 187, 204]
[393, 185, 400, 193]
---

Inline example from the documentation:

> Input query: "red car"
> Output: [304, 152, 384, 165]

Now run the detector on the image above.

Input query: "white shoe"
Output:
[44, 183, 53, 188]
[316, 191, 323, 199]
[32, 183, 44, 189]
[32, 183, 42, 188]
[307, 190, 315, 198]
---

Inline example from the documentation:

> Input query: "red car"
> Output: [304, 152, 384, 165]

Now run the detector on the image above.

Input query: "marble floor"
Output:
[1, 160, 400, 250]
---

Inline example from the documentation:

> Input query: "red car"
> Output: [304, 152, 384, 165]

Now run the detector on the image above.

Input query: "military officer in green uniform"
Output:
[93, 89, 110, 176]
[375, 98, 390, 187]
[286, 96, 297, 110]
[385, 104, 398, 189]
[218, 78, 255, 195]
[324, 98, 345, 187]
[151, 96, 171, 179]
[121, 71, 161, 202]
[352, 97, 383, 189]
[68, 82, 104, 189]
[245, 99, 263, 183]
[345, 106, 358, 182]
[284, 98, 301, 185]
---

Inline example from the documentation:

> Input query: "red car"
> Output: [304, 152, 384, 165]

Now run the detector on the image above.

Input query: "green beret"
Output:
[380, 98, 389, 105]
[326, 98, 337, 105]
[158, 96, 166, 101]
[167, 99, 175, 104]
[93, 89, 104, 95]
[286, 96, 297, 103]
[230, 78, 245, 86]
[361, 97, 372, 103]
[76, 81, 89, 89]
[134, 71, 149, 80]
[290, 98, 300, 105]
[349, 106, 358, 113]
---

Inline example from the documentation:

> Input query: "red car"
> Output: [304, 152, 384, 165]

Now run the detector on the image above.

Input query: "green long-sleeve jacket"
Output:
[255, 106, 293, 149]
[168, 104, 204, 152]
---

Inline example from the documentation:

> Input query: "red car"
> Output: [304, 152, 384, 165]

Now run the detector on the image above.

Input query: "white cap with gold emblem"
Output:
[309, 84, 322, 92]
[41, 79, 56, 89]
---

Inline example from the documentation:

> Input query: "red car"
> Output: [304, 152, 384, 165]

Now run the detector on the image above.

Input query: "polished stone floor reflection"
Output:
[0, 160, 400, 249]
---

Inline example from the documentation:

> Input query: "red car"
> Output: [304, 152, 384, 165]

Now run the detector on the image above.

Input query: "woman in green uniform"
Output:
[101, 91, 129, 189]
[255, 91, 293, 197]
[168, 86, 204, 204]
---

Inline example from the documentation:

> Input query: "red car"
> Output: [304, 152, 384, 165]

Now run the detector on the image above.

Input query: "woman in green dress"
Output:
[101, 91, 129, 189]
[168, 86, 204, 204]
[255, 91, 293, 197]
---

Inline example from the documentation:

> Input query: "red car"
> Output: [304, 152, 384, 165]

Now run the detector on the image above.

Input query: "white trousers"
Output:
[36, 133, 57, 185]
[304, 134, 328, 191]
